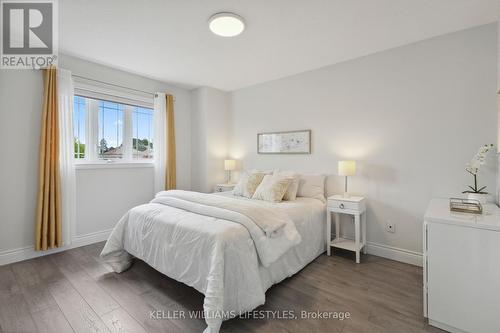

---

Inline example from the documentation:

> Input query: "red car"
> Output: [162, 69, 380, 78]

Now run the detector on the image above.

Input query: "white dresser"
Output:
[423, 199, 500, 333]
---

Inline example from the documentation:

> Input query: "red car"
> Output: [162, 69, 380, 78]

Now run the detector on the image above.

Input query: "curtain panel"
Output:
[36, 66, 62, 250]
[57, 69, 76, 246]
[166, 94, 176, 190]
[153, 93, 167, 193]
[35, 66, 76, 251]
[153, 93, 176, 192]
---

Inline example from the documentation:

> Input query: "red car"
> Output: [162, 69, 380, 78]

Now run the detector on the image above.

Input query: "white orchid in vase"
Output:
[463, 144, 494, 194]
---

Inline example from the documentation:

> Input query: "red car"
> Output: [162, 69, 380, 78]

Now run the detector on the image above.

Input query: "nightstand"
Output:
[326, 195, 366, 263]
[214, 183, 236, 193]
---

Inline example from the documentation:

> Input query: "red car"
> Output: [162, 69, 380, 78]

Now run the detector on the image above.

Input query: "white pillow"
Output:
[250, 169, 273, 175]
[233, 171, 267, 198]
[273, 170, 300, 201]
[297, 174, 326, 202]
[252, 175, 291, 203]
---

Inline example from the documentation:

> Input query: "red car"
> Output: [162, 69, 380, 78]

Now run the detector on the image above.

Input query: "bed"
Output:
[100, 189, 326, 333]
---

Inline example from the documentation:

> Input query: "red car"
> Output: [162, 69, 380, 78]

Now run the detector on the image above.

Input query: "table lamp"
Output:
[338, 160, 356, 197]
[224, 159, 236, 184]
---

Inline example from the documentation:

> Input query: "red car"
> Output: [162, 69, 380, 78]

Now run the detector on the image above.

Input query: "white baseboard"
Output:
[0, 229, 112, 266]
[2, 229, 423, 267]
[365, 241, 423, 267]
[71, 229, 113, 247]
[428, 319, 466, 333]
[333, 232, 423, 267]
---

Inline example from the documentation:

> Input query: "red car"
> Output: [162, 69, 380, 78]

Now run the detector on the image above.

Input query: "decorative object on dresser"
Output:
[214, 183, 236, 193]
[424, 198, 500, 333]
[462, 143, 494, 204]
[257, 129, 311, 154]
[449, 197, 482, 214]
[338, 160, 356, 198]
[224, 159, 236, 183]
[326, 195, 366, 263]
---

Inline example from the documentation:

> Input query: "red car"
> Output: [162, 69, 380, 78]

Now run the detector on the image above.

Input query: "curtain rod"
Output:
[71, 74, 173, 99]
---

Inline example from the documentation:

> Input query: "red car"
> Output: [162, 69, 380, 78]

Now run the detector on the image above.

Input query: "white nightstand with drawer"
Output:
[214, 183, 236, 193]
[326, 195, 366, 263]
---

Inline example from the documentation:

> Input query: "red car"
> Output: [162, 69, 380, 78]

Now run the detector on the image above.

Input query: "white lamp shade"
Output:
[224, 159, 236, 171]
[338, 160, 356, 176]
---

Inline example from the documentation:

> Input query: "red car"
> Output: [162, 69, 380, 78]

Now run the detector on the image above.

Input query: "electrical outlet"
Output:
[386, 221, 395, 233]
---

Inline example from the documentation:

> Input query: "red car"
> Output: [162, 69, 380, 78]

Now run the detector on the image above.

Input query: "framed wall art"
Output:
[257, 130, 311, 154]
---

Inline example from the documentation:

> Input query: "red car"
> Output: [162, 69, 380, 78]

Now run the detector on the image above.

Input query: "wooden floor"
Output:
[0, 242, 444, 333]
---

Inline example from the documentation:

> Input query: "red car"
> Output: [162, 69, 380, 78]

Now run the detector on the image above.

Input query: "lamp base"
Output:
[343, 176, 350, 198]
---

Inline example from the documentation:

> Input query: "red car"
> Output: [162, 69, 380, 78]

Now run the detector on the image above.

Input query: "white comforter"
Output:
[152, 190, 302, 267]
[100, 190, 325, 333]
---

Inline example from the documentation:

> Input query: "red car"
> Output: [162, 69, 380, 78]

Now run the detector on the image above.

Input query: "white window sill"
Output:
[75, 161, 154, 170]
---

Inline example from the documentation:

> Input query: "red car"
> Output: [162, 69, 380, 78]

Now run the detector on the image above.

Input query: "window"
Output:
[98, 100, 124, 159]
[132, 107, 154, 160]
[73, 95, 154, 163]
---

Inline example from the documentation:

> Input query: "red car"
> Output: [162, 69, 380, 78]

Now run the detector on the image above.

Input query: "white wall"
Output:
[74, 167, 155, 236]
[229, 24, 498, 257]
[191, 87, 231, 193]
[497, 20, 500, 202]
[0, 70, 43, 252]
[0, 54, 192, 262]
[498, 20, 500, 90]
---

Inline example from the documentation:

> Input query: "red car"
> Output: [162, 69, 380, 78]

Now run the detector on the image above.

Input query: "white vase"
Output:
[466, 193, 492, 205]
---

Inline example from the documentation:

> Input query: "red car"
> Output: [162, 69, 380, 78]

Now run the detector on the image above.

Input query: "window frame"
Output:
[73, 81, 155, 168]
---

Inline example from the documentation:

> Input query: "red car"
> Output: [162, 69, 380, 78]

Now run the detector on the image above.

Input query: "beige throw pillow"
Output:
[273, 170, 300, 201]
[233, 172, 266, 198]
[252, 175, 291, 203]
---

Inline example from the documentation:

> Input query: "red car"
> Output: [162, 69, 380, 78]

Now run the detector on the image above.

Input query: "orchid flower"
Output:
[463, 144, 494, 194]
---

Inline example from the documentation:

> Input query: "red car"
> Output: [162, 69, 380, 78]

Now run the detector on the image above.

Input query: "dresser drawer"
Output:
[328, 198, 365, 213]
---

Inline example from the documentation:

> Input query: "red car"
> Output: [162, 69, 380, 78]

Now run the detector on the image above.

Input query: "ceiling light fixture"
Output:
[208, 12, 245, 37]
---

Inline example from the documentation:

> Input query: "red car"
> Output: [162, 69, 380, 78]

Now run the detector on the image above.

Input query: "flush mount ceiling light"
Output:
[208, 12, 245, 37]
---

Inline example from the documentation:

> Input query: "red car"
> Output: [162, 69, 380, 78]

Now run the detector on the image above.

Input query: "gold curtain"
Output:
[35, 66, 62, 250]
[165, 94, 176, 190]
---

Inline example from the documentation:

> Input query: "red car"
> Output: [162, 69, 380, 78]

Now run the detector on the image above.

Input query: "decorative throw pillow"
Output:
[297, 174, 326, 202]
[273, 170, 300, 201]
[252, 175, 291, 203]
[233, 172, 248, 196]
[233, 172, 266, 198]
[251, 169, 272, 174]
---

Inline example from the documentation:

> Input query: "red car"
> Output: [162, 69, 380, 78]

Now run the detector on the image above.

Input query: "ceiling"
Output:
[60, 0, 500, 91]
